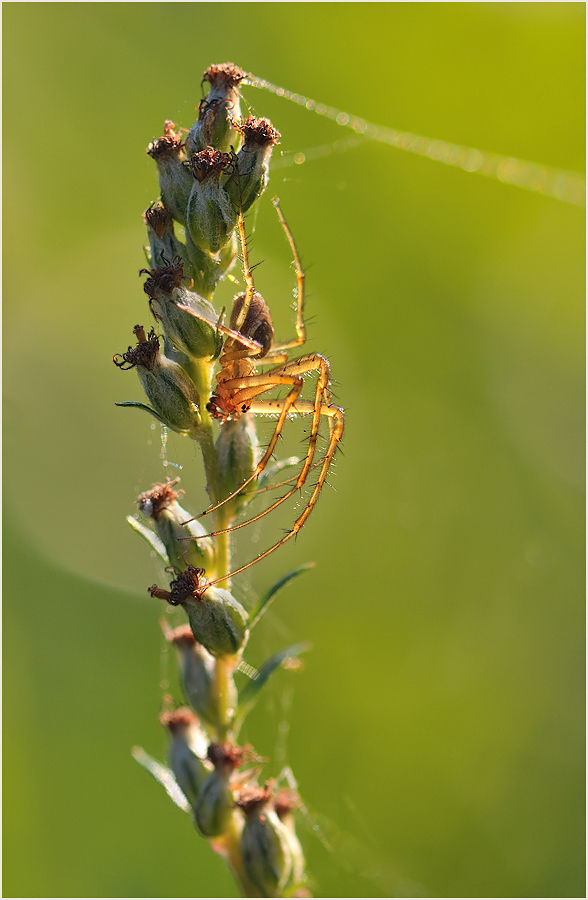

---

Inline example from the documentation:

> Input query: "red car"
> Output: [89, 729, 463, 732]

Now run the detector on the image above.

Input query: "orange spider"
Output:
[180, 198, 344, 585]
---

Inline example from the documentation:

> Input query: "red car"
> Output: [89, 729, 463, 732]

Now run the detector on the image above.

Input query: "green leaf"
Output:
[115, 400, 168, 425]
[237, 642, 311, 722]
[249, 563, 314, 629]
[127, 516, 170, 564]
[131, 746, 191, 814]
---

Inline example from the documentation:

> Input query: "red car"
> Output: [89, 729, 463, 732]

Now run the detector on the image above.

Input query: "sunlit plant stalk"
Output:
[113, 63, 318, 898]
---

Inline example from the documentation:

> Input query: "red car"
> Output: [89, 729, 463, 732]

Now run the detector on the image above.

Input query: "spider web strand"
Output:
[245, 74, 585, 207]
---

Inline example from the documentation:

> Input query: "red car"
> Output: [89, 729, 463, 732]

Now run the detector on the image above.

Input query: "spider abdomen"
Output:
[230, 291, 274, 358]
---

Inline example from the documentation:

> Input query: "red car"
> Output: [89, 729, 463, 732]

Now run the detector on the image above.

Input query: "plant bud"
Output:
[186, 63, 247, 156]
[165, 625, 219, 726]
[144, 202, 194, 280]
[141, 260, 219, 360]
[185, 149, 236, 255]
[137, 479, 214, 572]
[148, 566, 249, 658]
[147, 120, 194, 225]
[215, 416, 259, 518]
[193, 742, 245, 837]
[225, 117, 281, 214]
[114, 326, 201, 434]
[160, 707, 211, 806]
[184, 229, 237, 300]
[274, 789, 306, 890]
[237, 785, 293, 897]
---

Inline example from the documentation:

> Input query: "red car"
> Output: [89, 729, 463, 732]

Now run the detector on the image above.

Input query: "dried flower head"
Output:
[146, 120, 183, 159]
[138, 477, 182, 519]
[186, 148, 231, 183]
[113, 325, 159, 371]
[202, 62, 248, 89]
[237, 115, 281, 148]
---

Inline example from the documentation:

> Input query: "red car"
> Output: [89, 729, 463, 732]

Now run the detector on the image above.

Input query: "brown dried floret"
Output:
[207, 742, 248, 773]
[165, 624, 197, 647]
[273, 788, 300, 821]
[138, 477, 182, 519]
[186, 148, 231, 183]
[113, 325, 159, 371]
[140, 258, 185, 297]
[238, 115, 281, 147]
[202, 63, 248, 88]
[144, 202, 173, 238]
[147, 120, 183, 159]
[235, 782, 273, 816]
[160, 706, 197, 732]
[148, 565, 207, 606]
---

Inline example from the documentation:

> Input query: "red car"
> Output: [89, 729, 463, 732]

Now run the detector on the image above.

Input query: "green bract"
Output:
[185, 154, 237, 256]
[185, 63, 246, 155]
[147, 120, 193, 225]
[160, 709, 211, 807]
[136, 353, 201, 434]
[137, 480, 215, 573]
[193, 770, 233, 837]
[240, 799, 293, 897]
[184, 587, 249, 659]
[215, 416, 259, 519]
[114, 326, 201, 434]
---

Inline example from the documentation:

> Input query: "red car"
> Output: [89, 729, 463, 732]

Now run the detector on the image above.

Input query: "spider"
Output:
[179, 197, 344, 586]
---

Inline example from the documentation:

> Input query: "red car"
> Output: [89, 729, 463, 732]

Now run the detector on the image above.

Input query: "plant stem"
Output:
[188, 359, 232, 582]
[212, 813, 261, 898]
[213, 654, 236, 743]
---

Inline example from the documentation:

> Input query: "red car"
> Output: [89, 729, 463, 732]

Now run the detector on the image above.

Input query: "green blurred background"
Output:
[3, 3, 584, 897]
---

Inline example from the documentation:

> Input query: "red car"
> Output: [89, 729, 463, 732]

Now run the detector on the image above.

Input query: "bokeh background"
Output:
[3, 3, 584, 898]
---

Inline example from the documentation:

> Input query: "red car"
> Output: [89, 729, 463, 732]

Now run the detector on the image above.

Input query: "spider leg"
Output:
[189, 352, 331, 523]
[232, 203, 256, 333]
[183, 371, 306, 524]
[204, 398, 344, 585]
[189, 356, 342, 565]
[268, 198, 306, 354]
[198, 393, 341, 540]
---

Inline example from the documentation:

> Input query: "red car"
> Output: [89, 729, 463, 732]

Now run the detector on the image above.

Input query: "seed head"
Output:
[147, 121, 193, 224]
[149, 567, 249, 658]
[146, 120, 183, 159]
[239, 782, 294, 896]
[141, 259, 219, 360]
[185, 151, 237, 255]
[160, 706, 211, 806]
[165, 625, 220, 726]
[114, 326, 201, 434]
[225, 116, 280, 214]
[185, 63, 247, 156]
[138, 480, 215, 572]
